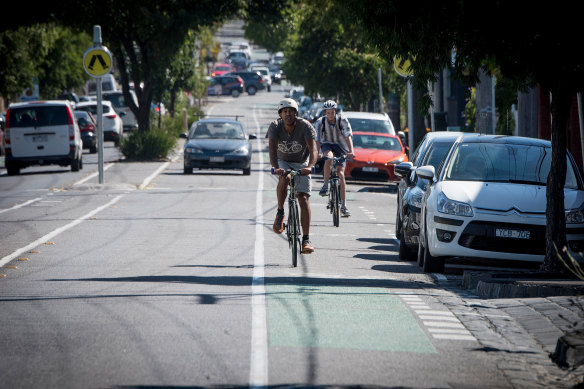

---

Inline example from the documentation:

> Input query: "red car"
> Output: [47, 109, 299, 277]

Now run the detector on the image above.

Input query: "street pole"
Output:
[94, 26, 105, 184]
[378, 68, 384, 113]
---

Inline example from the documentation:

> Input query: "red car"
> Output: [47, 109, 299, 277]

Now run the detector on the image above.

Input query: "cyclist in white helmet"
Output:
[268, 98, 318, 254]
[314, 99, 355, 217]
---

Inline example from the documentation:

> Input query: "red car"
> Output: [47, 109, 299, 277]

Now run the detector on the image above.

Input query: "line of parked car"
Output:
[1, 92, 134, 175]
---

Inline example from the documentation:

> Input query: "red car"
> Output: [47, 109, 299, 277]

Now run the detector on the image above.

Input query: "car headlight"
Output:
[387, 156, 406, 165]
[437, 192, 473, 217]
[408, 186, 424, 209]
[185, 146, 203, 154]
[229, 146, 249, 155]
[566, 206, 584, 224]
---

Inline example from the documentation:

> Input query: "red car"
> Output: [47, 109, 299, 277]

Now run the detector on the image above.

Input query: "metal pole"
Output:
[407, 80, 414, 156]
[94, 25, 104, 184]
[577, 92, 584, 172]
[378, 68, 384, 113]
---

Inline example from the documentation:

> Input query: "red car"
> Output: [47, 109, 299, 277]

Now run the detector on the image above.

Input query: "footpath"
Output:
[437, 270, 584, 388]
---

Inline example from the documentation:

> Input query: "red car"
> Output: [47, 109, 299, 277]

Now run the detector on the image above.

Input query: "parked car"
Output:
[102, 90, 138, 131]
[226, 71, 266, 95]
[75, 101, 124, 146]
[180, 118, 257, 175]
[211, 63, 234, 77]
[227, 51, 250, 70]
[342, 111, 396, 135]
[74, 110, 98, 154]
[249, 65, 272, 92]
[228, 42, 252, 59]
[394, 131, 466, 261]
[344, 131, 408, 183]
[416, 134, 584, 273]
[207, 75, 244, 97]
[3, 100, 83, 175]
[268, 64, 283, 84]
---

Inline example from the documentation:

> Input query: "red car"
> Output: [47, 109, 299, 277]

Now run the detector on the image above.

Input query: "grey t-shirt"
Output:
[267, 118, 316, 163]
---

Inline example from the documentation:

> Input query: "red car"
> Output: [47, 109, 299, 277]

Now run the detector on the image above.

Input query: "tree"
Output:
[337, 0, 584, 270]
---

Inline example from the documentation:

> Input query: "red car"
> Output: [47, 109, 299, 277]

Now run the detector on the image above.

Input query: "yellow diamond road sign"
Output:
[394, 56, 414, 78]
[83, 46, 112, 77]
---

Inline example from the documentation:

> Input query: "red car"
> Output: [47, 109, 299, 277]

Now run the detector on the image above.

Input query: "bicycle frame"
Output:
[323, 156, 346, 227]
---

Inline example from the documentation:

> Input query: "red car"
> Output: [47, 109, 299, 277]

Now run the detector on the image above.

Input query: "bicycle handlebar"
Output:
[271, 166, 315, 175]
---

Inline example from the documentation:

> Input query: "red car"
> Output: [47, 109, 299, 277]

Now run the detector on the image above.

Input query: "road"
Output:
[0, 83, 524, 389]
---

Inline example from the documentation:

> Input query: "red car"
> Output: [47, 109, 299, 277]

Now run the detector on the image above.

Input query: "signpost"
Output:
[83, 26, 112, 184]
[393, 56, 415, 156]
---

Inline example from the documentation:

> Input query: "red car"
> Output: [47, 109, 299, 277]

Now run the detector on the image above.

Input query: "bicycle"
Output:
[322, 155, 347, 227]
[272, 166, 314, 267]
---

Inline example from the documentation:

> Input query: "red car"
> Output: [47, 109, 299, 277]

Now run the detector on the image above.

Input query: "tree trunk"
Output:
[542, 83, 571, 271]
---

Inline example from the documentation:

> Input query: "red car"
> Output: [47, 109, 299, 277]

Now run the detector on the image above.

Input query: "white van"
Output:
[3, 101, 83, 175]
[84, 74, 119, 95]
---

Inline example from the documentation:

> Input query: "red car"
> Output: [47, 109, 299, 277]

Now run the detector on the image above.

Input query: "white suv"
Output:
[3, 100, 83, 175]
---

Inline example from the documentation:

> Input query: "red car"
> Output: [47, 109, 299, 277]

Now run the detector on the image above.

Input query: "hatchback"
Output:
[3, 100, 83, 175]
[417, 134, 584, 273]
[75, 101, 124, 146]
[226, 71, 266, 95]
[207, 75, 244, 97]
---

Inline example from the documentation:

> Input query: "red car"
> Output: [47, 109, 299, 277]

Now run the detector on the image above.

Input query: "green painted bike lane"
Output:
[266, 284, 436, 354]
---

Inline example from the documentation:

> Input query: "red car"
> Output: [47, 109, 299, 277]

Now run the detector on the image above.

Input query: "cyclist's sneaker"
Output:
[301, 239, 315, 254]
[319, 184, 329, 197]
[273, 210, 285, 234]
[341, 205, 351, 217]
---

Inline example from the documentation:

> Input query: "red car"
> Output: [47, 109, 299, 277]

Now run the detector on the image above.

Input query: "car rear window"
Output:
[78, 105, 111, 115]
[9, 106, 70, 127]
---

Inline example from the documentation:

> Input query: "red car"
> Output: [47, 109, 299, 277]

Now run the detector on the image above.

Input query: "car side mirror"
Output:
[395, 162, 413, 185]
[416, 165, 435, 181]
[179, 133, 188, 139]
[249, 133, 257, 140]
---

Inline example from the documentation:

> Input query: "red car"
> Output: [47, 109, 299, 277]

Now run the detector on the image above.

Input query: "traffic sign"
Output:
[83, 46, 112, 77]
[394, 56, 414, 78]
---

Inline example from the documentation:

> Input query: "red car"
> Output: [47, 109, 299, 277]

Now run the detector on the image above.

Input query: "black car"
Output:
[74, 110, 98, 154]
[226, 71, 266, 95]
[207, 75, 244, 97]
[394, 131, 465, 261]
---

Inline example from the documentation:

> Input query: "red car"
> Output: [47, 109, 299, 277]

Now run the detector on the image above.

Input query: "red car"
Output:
[211, 63, 234, 77]
[345, 131, 409, 183]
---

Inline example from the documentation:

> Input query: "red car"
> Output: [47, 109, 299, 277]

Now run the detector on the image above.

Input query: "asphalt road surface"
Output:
[0, 85, 525, 388]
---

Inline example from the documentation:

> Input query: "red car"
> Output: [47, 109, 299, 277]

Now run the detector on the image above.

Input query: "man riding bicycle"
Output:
[268, 98, 318, 254]
[314, 100, 355, 217]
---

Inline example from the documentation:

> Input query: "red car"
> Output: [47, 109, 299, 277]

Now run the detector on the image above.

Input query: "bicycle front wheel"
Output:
[332, 181, 340, 227]
[289, 202, 300, 267]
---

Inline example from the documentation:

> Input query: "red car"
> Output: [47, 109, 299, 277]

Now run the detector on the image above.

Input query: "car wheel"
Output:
[184, 165, 193, 174]
[71, 156, 81, 172]
[90, 145, 97, 154]
[417, 241, 424, 267]
[243, 167, 251, 175]
[422, 224, 445, 273]
[247, 86, 257, 95]
[6, 161, 20, 176]
[232, 89, 240, 97]
[398, 231, 415, 261]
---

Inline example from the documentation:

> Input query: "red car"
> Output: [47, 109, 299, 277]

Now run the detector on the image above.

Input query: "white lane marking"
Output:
[0, 197, 43, 214]
[250, 105, 268, 389]
[74, 163, 114, 185]
[138, 162, 171, 190]
[0, 193, 128, 268]
[432, 334, 476, 341]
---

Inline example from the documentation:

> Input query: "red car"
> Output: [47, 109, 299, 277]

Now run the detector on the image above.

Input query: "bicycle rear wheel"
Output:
[332, 180, 340, 227]
[289, 201, 300, 267]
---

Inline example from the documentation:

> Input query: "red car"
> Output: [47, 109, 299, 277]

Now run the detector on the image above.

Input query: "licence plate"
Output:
[495, 228, 531, 239]
[210, 156, 225, 163]
[363, 166, 378, 172]
[33, 135, 48, 142]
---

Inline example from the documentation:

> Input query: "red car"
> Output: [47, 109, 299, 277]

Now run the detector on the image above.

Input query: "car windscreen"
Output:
[445, 142, 580, 188]
[353, 134, 402, 151]
[189, 122, 245, 139]
[421, 142, 455, 170]
[347, 118, 394, 135]
[9, 106, 70, 127]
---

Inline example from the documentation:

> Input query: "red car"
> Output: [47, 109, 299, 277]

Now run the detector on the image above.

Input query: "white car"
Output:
[250, 65, 272, 92]
[342, 111, 396, 135]
[75, 100, 124, 146]
[3, 100, 83, 175]
[416, 134, 584, 273]
[102, 90, 139, 131]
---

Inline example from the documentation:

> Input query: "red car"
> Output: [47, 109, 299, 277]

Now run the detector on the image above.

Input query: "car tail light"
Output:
[106, 113, 117, 119]
[80, 123, 95, 132]
[66, 106, 76, 140]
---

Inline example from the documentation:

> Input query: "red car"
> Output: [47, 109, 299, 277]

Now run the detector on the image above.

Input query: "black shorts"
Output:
[321, 143, 347, 167]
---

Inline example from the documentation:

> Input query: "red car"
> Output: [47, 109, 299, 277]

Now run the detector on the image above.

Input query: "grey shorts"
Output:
[278, 159, 312, 195]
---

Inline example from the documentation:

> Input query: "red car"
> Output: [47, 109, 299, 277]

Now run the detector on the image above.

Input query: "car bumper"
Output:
[426, 210, 584, 262]
[346, 162, 400, 182]
[184, 154, 251, 170]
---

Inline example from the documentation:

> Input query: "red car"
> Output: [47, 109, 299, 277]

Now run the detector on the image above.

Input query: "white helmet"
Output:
[323, 100, 337, 110]
[278, 98, 298, 114]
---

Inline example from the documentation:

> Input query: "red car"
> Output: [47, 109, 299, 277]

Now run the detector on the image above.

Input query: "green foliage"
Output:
[120, 128, 177, 161]
[494, 72, 518, 136]
[463, 87, 476, 131]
